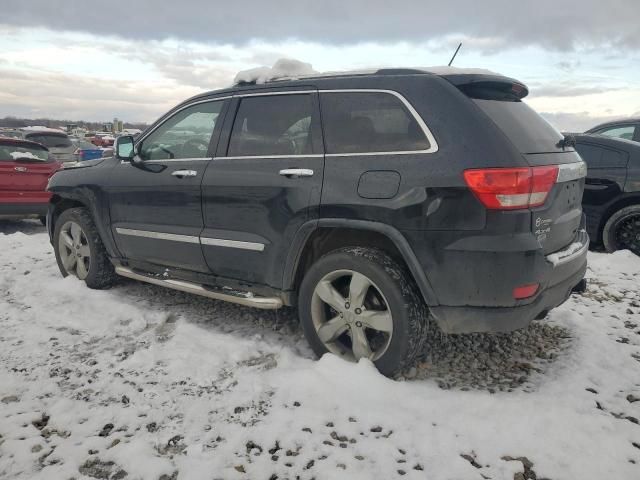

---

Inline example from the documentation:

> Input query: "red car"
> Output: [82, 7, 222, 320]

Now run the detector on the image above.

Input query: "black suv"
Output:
[47, 69, 588, 375]
[573, 133, 640, 255]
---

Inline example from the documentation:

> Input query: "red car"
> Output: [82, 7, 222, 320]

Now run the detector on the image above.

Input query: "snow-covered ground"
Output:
[1, 220, 639, 480]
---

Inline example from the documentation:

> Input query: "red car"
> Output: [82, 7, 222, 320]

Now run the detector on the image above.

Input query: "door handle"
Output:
[279, 168, 314, 178]
[171, 170, 198, 178]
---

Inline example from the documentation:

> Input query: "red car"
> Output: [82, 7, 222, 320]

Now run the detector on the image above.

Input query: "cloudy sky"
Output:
[1, 0, 638, 130]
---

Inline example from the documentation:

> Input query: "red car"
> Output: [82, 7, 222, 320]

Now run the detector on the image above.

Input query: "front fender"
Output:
[47, 158, 121, 258]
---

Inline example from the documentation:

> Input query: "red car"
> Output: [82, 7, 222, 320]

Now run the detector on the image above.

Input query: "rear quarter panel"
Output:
[318, 75, 527, 232]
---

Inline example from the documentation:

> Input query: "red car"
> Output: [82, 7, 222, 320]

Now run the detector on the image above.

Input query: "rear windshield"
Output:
[0, 143, 50, 162]
[25, 133, 72, 148]
[473, 99, 565, 154]
[0, 131, 23, 139]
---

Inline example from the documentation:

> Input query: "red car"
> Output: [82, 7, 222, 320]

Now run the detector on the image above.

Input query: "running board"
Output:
[114, 266, 283, 310]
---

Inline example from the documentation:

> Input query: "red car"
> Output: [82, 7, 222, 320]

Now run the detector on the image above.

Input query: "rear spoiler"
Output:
[440, 74, 529, 100]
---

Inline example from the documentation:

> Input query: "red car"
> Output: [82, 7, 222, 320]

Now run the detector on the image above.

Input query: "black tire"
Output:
[298, 247, 428, 376]
[602, 205, 640, 256]
[39, 216, 47, 226]
[53, 207, 117, 289]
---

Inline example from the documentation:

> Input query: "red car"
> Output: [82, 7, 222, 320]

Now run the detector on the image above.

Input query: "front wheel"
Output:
[53, 207, 117, 289]
[298, 247, 428, 376]
[602, 205, 640, 256]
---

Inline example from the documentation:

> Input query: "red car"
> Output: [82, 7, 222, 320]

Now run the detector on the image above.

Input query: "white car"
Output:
[19, 127, 76, 164]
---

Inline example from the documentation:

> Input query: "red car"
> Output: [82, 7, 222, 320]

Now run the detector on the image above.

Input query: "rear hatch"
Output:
[24, 132, 75, 163]
[449, 75, 586, 255]
[0, 141, 60, 200]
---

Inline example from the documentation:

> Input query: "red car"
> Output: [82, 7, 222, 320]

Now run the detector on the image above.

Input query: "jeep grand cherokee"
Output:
[46, 68, 588, 375]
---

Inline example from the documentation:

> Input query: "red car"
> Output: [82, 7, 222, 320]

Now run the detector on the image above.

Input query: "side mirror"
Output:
[115, 135, 136, 161]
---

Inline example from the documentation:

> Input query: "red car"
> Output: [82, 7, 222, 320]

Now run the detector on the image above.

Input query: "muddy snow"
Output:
[0, 220, 639, 480]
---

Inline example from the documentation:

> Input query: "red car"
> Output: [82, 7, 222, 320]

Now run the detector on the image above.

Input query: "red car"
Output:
[90, 134, 115, 148]
[0, 137, 62, 223]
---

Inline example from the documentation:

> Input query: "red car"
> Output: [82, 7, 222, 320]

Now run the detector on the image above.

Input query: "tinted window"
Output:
[140, 101, 223, 161]
[0, 143, 49, 162]
[320, 92, 429, 154]
[575, 143, 628, 168]
[596, 125, 636, 141]
[228, 94, 314, 157]
[473, 99, 564, 154]
[24, 133, 72, 148]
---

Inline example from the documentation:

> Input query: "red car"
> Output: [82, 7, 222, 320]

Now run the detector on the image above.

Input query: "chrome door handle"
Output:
[279, 168, 314, 178]
[171, 170, 198, 178]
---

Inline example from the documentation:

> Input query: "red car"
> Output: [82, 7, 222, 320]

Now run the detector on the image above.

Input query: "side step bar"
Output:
[114, 266, 283, 310]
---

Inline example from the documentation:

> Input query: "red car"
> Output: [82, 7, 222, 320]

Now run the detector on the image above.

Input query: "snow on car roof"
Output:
[234, 58, 318, 84]
[21, 126, 67, 134]
[233, 59, 502, 85]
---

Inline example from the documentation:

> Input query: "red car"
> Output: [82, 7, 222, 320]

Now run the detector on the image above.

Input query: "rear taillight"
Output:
[463, 166, 559, 210]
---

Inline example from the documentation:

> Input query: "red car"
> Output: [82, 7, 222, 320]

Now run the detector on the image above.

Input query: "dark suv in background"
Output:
[46, 69, 588, 375]
[573, 133, 640, 255]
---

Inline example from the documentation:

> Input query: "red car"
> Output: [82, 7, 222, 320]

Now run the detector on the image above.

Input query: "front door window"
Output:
[139, 101, 224, 160]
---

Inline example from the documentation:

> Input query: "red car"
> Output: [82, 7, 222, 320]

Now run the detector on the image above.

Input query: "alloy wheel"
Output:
[614, 213, 640, 255]
[311, 269, 393, 361]
[58, 221, 91, 280]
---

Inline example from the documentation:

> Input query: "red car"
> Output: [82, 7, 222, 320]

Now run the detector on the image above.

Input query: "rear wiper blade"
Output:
[557, 134, 576, 150]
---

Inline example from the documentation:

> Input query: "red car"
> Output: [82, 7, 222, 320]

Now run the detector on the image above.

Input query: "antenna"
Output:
[448, 42, 462, 67]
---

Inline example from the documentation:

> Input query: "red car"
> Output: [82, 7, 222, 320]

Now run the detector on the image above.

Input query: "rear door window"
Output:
[575, 143, 628, 168]
[227, 94, 315, 157]
[595, 124, 636, 141]
[320, 91, 430, 154]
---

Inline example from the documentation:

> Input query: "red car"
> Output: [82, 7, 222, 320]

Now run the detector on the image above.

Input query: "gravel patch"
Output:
[403, 320, 572, 392]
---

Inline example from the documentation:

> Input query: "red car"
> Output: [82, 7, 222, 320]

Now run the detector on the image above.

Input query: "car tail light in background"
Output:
[463, 166, 559, 210]
[513, 283, 539, 300]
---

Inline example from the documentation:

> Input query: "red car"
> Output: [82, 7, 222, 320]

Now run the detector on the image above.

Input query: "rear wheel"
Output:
[602, 205, 640, 256]
[298, 247, 428, 376]
[53, 207, 117, 289]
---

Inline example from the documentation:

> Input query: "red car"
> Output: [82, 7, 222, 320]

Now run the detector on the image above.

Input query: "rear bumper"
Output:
[407, 225, 589, 334]
[431, 254, 586, 333]
[0, 202, 48, 219]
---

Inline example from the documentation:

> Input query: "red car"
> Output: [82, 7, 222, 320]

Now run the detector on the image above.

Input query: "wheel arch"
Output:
[283, 219, 439, 306]
[48, 192, 120, 258]
[48, 195, 87, 241]
[598, 193, 640, 244]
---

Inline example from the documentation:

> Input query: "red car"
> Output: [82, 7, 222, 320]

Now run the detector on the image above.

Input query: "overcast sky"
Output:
[1, 0, 638, 131]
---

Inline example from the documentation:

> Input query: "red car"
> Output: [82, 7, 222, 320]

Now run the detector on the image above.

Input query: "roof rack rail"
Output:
[374, 68, 426, 75]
